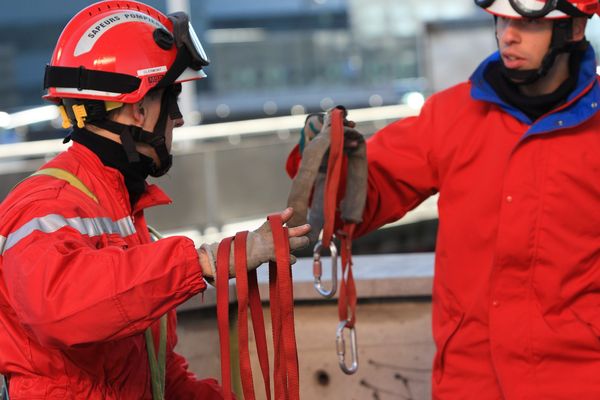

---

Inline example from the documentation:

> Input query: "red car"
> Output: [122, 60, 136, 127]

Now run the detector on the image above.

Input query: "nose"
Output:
[173, 116, 184, 128]
[497, 19, 520, 46]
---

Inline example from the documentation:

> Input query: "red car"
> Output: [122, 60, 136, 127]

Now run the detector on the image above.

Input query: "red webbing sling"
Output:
[286, 106, 365, 374]
[216, 214, 300, 400]
[323, 108, 359, 374]
[216, 237, 234, 399]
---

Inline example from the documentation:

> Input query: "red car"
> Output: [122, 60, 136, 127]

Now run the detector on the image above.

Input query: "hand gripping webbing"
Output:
[216, 214, 300, 400]
[287, 107, 366, 375]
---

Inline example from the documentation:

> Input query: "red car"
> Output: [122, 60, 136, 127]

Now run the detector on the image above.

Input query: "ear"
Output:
[572, 17, 587, 41]
[131, 99, 146, 126]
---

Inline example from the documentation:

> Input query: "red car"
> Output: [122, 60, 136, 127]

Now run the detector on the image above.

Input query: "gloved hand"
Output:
[287, 106, 367, 232]
[198, 208, 311, 281]
[299, 113, 324, 153]
[245, 207, 311, 270]
[299, 107, 364, 156]
[322, 106, 365, 154]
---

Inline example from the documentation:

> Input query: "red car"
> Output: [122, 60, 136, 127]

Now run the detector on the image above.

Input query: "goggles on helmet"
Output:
[169, 12, 209, 70]
[475, 0, 598, 18]
[149, 11, 210, 90]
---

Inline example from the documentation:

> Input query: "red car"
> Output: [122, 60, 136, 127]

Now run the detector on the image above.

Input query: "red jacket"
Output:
[0, 142, 224, 399]
[289, 47, 600, 399]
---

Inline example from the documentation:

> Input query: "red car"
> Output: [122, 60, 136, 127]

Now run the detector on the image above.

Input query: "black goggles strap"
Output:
[555, 0, 590, 17]
[45, 65, 140, 93]
[154, 47, 194, 89]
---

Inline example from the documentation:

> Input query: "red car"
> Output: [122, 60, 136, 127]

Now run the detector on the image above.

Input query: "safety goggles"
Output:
[168, 12, 210, 69]
[474, 0, 594, 18]
[153, 12, 210, 89]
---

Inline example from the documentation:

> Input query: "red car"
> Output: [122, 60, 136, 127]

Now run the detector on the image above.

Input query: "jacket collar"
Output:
[470, 45, 600, 136]
[69, 142, 172, 214]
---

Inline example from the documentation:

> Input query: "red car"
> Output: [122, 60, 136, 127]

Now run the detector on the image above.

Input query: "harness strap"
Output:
[146, 226, 169, 400]
[27, 168, 167, 400]
[145, 315, 168, 400]
[1, 374, 8, 400]
[30, 168, 99, 203]
[216, 215, 299, 400]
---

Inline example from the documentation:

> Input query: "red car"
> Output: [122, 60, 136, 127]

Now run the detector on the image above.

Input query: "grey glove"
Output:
[245, 217, 310, 270]
[198, 208, 311, 281]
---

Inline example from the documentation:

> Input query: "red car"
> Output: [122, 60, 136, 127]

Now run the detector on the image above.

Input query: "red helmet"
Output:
[43, 0, 209, 104]
[475, 0, 600, 19]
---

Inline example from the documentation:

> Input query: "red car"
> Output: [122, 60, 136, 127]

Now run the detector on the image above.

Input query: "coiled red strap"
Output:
[216, 214, 299, 400]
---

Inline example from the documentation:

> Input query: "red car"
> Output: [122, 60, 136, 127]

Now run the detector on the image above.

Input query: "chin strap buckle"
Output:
[58, 105, 72, 129]
[72, 104, 88, 128]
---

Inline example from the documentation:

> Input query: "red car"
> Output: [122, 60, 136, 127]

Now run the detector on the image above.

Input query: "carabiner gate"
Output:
[313, 240, 338, 298]
[336, 320, 358, 375]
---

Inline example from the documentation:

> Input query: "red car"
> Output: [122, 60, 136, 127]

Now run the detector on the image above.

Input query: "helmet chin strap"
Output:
[89, 84, 182, 177]
[498, 18, 579, 85]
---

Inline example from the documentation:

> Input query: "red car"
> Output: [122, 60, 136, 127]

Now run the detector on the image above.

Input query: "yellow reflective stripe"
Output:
[32, 168, 99, 203]
[145, 315, 167, 400]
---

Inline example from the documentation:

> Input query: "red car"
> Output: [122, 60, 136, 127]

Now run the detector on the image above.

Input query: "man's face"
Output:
[496, 17, 554, 74]
[140, 87, 184, 163]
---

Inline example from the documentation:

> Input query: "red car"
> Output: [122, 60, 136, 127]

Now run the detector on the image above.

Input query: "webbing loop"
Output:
[216, 215, 299, 400]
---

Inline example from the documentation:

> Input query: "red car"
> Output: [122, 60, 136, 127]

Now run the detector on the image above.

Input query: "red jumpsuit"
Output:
[289, 47, 600, 399]
[0, 142, 224, 399]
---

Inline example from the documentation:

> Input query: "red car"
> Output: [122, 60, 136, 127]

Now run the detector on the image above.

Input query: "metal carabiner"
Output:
[336, 320, 358, 375]
[313, 240, 338, 298]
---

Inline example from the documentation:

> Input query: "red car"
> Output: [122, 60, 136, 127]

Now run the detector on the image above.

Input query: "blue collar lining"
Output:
[470, 46, 600, 137]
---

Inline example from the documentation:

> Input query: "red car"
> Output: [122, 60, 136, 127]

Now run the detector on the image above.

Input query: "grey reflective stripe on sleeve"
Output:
[0, 214, 136, 254]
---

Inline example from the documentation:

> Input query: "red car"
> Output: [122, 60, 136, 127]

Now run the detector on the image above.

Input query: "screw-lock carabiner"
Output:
[336, 320, 358, 375]
[313, 240, 338, 298]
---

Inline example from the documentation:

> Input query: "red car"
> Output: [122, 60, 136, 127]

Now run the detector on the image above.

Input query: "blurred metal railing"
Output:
[0, 104, 437, 243]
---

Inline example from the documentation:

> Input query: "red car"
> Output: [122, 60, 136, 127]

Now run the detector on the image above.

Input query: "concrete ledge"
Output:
[178, 252, 434, 312]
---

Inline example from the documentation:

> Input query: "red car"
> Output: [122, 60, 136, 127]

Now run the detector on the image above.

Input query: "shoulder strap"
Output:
[31, 168, 99, 203]
[145, 315, 167, 400]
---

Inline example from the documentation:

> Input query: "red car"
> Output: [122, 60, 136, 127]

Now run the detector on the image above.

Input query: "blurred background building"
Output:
[0, 0, 501, 254]
[0, 0, 491, 134]
[2, 0, 599, 252]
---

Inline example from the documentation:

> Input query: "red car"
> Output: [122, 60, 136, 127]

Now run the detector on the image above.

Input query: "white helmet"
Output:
[475, 0, 599, 19]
